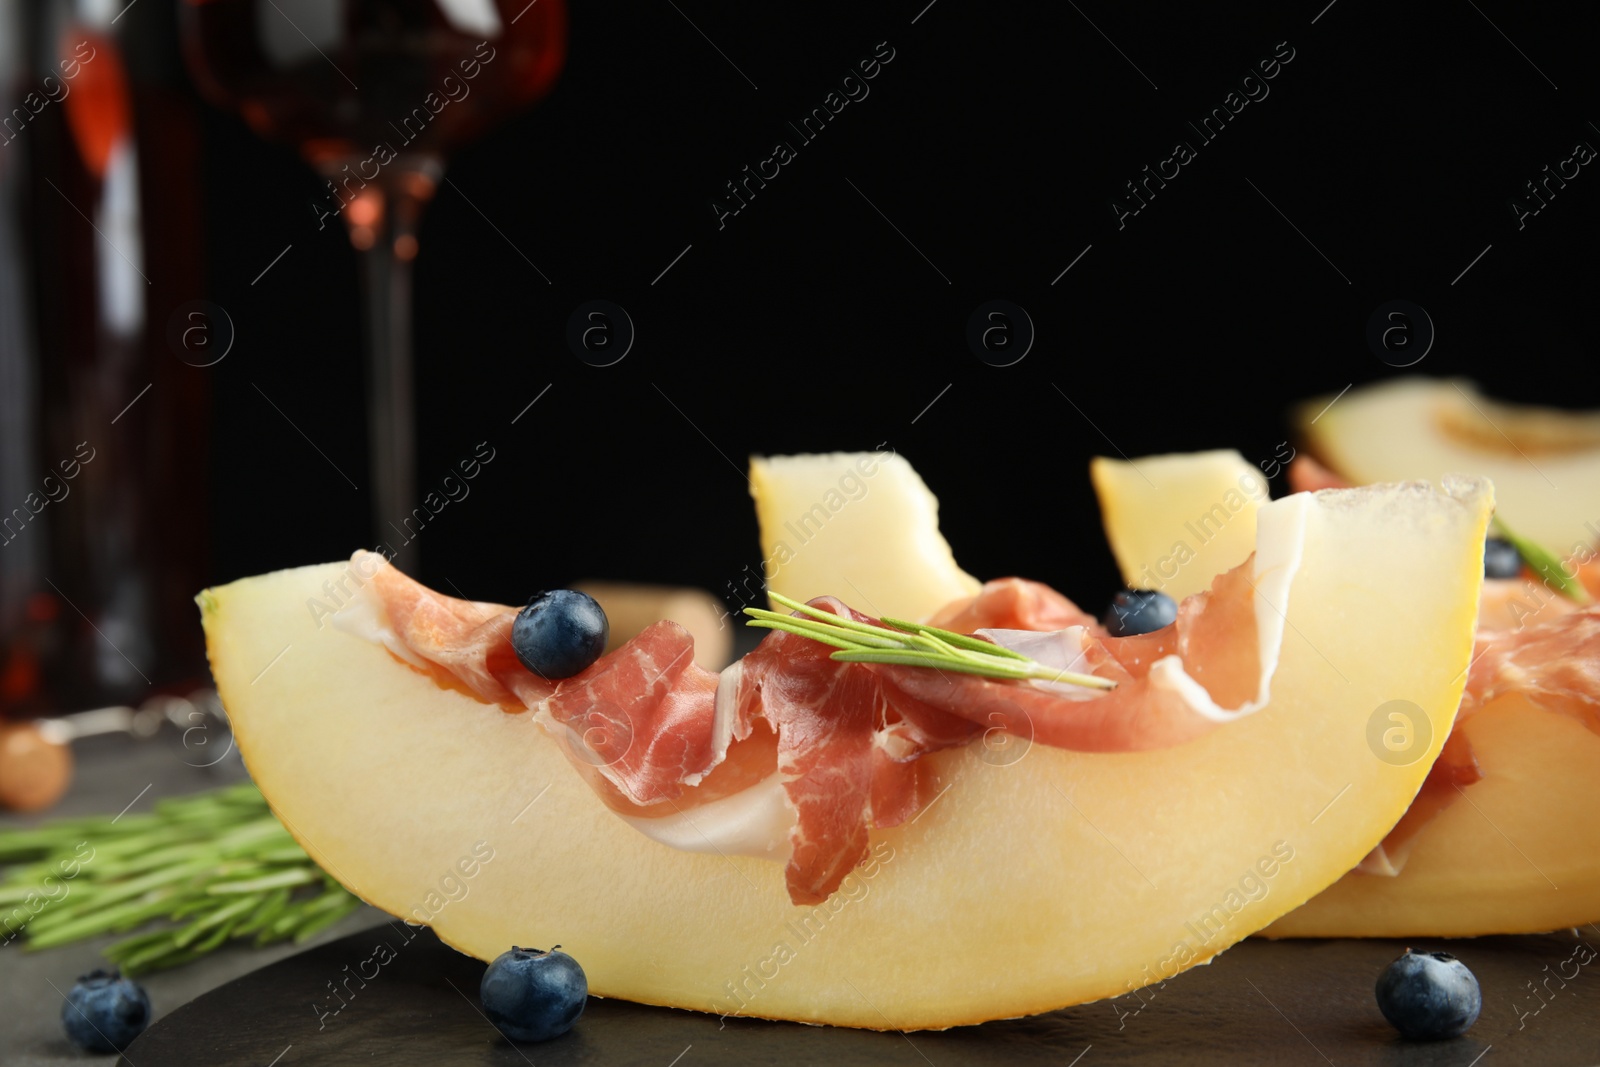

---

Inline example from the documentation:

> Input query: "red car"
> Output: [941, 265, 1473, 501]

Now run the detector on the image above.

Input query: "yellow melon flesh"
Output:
[1300, 376, 1600, 551]
[749, 451, 980, 620]
[1090, 451, 1269, 601]
[1093, 451, 1600, 937]
[1266, 692, 1600, 937]
[203, 477, 1489, 1030]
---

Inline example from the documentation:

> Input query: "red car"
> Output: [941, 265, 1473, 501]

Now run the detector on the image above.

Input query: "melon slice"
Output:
[1090, 451, 1269, 602]
[750, 451, 980, 621]
[1299, 377, 1600, 551]
[203, 469, 1490, 1030]
[1093, 451, 1600, 937]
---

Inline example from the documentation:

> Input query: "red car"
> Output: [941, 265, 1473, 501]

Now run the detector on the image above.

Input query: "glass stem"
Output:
[335, 163, 437, 573]
[362, 217, 415, 571]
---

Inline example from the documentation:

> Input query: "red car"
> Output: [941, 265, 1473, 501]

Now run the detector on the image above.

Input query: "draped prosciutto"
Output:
[1290, 456, 1600, 874]
[344, 543, 1296, 906]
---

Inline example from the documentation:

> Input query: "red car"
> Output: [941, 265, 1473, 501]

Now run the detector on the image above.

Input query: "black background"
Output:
[195, 0, 1600, 614]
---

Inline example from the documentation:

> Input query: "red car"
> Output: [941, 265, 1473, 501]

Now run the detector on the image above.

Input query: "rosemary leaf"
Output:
[206, 867, 321, 895]
[744, 619, 867, 652]
[170, 895, 221, 921]
[102, 927, 177, 962]
[117, 935, 205, 976]
[173, 895, 261, 948]
[253, 845, 312, 865]
[232, 887, 292, 937]
[293, 895, 364, 943]
[743, 608, 904, 649]
[763, 593, 925, 645]
[830, 649, 1038, 681]
[878, 617, 1033, 661]
[25, 892, 179, 949]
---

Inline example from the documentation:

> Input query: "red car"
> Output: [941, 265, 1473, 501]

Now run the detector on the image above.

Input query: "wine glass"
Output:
[178, 0, 566, 567]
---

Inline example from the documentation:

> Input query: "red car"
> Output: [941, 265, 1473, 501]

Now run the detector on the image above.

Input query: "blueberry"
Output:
[1376, 948, 1481, 1040]
[1484, 537, 1522, 579]
[61, 968, 150, 1053]
[480, 945, 587, 1043]
[511, 591, 609, 679]
[1102, 589, 1178, 637]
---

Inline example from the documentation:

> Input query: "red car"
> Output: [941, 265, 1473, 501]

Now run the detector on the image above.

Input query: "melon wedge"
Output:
[204, 472, 1490, 1030]
[1090, 451, 1269, 602]
[750, 451, 980, 621]
[1093, 451, 1600, 937]
[1299, 377, 1600, 551]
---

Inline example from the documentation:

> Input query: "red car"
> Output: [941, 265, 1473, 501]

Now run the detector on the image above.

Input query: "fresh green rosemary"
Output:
[0, 783, 360, 975]
[745, 591, 1115, 690]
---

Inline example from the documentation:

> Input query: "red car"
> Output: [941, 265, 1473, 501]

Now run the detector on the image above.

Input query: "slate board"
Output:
[119, 923, 1600, 1065]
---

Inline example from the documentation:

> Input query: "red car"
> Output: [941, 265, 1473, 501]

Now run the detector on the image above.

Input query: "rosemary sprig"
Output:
[1493, 517, 1592, 604]
[745, 591, 1115, 691]
[0, 783, 362, 974]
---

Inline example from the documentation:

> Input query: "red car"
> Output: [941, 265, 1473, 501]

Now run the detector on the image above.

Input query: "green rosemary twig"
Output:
[745, 591, 1115, 690]
[0, 783, 361, 975]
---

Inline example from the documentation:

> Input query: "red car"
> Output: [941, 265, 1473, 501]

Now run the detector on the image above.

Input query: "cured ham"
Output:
[876, 563, 1267, 753]
[341, 528, 1301, 904]
[1285, 454, 1351, 494]
[1464, 608, 1600, 735]
[926, 577, 1100, 633]
[733, 604, 960, 902]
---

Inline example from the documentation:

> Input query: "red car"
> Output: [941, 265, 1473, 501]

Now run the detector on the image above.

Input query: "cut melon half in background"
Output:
[1298, 376, 1600, 551]
[204, 457, 1489, 1029]
[1093, 449, 1600, 937]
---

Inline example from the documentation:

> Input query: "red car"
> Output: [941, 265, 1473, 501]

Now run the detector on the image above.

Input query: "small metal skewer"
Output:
[33, 689, 237, 769]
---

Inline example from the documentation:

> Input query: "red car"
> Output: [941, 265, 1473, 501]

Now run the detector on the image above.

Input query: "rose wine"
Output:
[179, 0, 567, 574]
[180, 0, 566, 166]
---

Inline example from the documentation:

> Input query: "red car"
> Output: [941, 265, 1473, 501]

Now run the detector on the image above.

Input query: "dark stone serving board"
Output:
[119, 922, 1600, 1065]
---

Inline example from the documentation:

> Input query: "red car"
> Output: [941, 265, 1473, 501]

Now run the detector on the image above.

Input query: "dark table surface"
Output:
[120, 923, 1599, 1066]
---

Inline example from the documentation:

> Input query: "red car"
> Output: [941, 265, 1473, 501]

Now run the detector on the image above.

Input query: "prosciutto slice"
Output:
[342, 531, 1298, 904]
